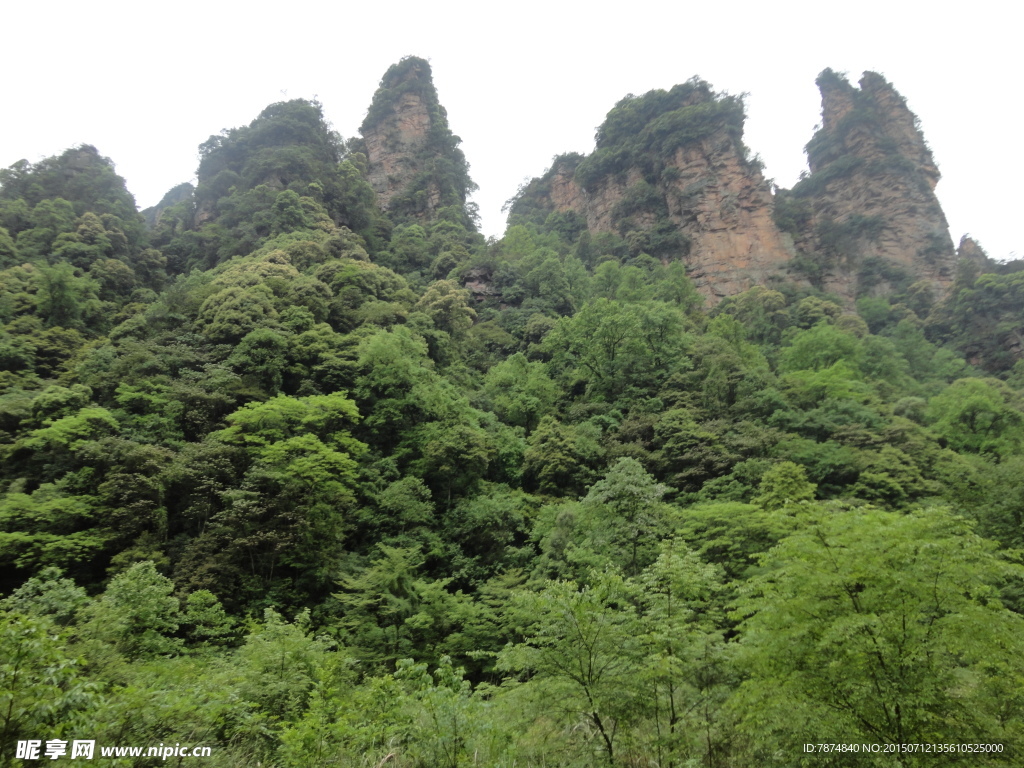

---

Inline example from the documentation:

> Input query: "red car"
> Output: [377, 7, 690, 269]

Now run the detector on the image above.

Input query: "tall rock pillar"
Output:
[358, 57, 476, 227]
[788, 70, 956, 299]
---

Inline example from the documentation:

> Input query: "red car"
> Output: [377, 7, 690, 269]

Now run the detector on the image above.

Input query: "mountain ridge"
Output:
[509, 68, 957, 305]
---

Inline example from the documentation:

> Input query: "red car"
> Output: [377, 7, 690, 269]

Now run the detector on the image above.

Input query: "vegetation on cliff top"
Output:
[508, 77, 750, 263]
[794, 68, 937, 199]
[575, 78, 747, 190]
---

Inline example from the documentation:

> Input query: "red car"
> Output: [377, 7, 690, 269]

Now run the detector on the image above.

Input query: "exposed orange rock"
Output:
[359, 57, 474, 225]
[660, 135, 795, 300]
[957, 234, 989, 267]
[795, 71, 956, 300]
[515, 102, 795, 302]
[363, 89, 437, 212]
[510, 71, 962, 306]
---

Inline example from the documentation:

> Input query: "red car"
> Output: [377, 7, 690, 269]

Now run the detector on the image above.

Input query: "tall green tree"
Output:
[498, 570, 645, 765]
[80, 560, 183, 660]
[732, 505, 1024, 764]
[0, 612, 96, 750]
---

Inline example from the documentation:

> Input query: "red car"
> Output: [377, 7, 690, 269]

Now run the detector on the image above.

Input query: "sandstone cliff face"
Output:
[514, 90, 795, 302]
[792, 70, 956, 300]
[510, 71, 960, 306]
[811, 73, 939, 182]
[359, 57, 475, 224]
[363, 88, 438, 213]
[660, 134, 795, 299]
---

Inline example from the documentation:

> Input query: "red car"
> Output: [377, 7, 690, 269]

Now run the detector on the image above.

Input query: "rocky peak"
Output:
[957, 235, 989, 267]
[783, 70, 956, 300]
[507, 70, 965, 307]
[811, 70, 939, 187]
[190, 99, 343, 229]
[509, 80, 795, 302]
[359, 57, 476, 226]
[857, 72, 940, 188]
[142, 181, 194, 228]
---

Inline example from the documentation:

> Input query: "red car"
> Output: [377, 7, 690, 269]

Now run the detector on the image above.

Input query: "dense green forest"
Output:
[3, 60, 1024, 766]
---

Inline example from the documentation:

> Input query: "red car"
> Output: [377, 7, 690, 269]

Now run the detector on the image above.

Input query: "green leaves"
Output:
[0, 489, 105, 571]
[479, 352, 558, 433]
[0, 612, 96, 746]
[581, 457, 670, 575]
[81, 561, 183, 660]
[732, 505, 1024, 757]
[238, 608, 333, 720]
[196, 284, 278, 343]
[752, 461, 816, 510]
[927, 377, 1024, 456]
[499, 550, 727, 766]
[3, 67, 1024, 768]
[255, 434, 358, 497]
[35, 262, 101, 329]
[182, 590, 235, 647]
[544, 297, 687, 401]
[578, 78, 743, 190]
[413, 280, 477, 339]
[779, 319, 863, 373]
[0, 566, 88, 624]
[16, 406, 118, 452]
[930, 268, 1024, 374]
[201, 393, 365, 596]
[333, 545, 464, 668]
[499, 570, 644, 763]
[214, 392, 362, 455]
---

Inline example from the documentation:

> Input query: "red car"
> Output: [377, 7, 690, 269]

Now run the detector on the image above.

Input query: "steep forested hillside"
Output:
[2, 57, 1024, 767]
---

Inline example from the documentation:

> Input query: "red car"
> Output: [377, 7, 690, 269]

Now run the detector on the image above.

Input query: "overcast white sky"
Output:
[3, 1, 1019, 260]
